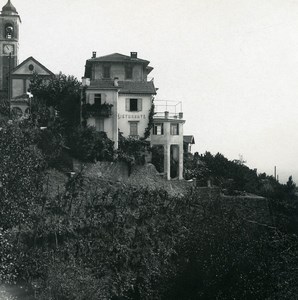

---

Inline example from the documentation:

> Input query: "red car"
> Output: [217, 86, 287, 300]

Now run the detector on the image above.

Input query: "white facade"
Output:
[151, 109, 185, 180]
[83, 52, 156, 149]
[117, 94, 153, 138]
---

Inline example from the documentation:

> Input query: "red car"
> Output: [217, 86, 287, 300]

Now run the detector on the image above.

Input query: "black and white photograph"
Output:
[1, 0, 298, 299]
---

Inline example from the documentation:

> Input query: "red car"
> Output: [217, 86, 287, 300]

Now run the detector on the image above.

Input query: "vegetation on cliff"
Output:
[1, 121, 298, 299]
[1, 73, 298, 299]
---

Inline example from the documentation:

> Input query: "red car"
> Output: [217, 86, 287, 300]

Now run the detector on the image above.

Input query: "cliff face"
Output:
[73, 161, 195, 197]
[46, 162, 273, 227]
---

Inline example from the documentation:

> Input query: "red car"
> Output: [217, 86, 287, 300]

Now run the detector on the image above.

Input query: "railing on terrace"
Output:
[153, 100, 183, 119]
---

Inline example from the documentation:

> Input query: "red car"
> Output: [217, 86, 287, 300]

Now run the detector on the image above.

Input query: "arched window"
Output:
[5, 24, 14, 39]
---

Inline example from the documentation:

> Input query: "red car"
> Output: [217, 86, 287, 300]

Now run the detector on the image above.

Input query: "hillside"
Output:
[1, 121, 298, 299]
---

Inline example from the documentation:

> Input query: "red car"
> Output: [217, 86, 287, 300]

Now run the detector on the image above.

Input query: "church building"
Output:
[0, 0, 53, 118]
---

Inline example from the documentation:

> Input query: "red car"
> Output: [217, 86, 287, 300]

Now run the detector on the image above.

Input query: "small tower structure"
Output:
[0, 0, 21, 100]
[151, 101, 185, 180]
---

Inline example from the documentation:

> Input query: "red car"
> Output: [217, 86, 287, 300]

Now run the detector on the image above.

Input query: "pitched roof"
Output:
[87, 53, 149, 65]
[183, 135, 195, 144]
[89, 79, 117, 89]
[89, 79, 156, 95]
[119, 81, 156, 95]
[12, 56, 54, 76]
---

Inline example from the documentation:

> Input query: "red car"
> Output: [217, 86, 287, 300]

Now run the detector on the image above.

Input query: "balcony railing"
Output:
[153, 100, 183, 120]
[82, 103, 113, 119]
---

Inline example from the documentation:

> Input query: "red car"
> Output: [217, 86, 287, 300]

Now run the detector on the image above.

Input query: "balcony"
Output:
[82, 102, 113, 119]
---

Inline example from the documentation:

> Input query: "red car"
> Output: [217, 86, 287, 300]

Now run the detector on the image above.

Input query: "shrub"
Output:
[117, 132, 149, 174]
[68, 126, 114, 162]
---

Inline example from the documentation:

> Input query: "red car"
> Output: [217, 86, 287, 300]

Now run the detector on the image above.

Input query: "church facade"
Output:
[0, 0, 53, 118]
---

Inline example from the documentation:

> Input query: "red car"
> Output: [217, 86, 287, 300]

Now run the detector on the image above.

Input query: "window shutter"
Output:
[137, 98, 142, 111]
[125, 98, 129, 111]
[161, 123, 164, 135]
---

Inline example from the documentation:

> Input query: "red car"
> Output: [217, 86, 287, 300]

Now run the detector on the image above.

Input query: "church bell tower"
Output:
[0, 0, 20, 99]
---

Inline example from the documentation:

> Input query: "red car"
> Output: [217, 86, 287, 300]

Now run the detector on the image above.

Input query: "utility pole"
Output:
[274, 166, 277, 180]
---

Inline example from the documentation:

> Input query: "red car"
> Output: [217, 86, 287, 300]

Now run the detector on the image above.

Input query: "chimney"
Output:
[114, 77, 119, 87]
[92, 51, 96, 58]
[130, 52, 137, 58]
[82, 77, 90, 86]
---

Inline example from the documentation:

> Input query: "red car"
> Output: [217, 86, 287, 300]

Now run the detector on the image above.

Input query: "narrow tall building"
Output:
[0, 0, 20, 100]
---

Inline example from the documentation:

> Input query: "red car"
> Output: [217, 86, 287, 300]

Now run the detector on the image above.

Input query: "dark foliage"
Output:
[67, 126, 114, 162]
[142, 102, 155, 140]
[2, 122, 298, 299]
[151, 145, 164, 173]
[81, 102, 113, 119]
[29, 72, 81, 130]
[117, 132, 149, 175]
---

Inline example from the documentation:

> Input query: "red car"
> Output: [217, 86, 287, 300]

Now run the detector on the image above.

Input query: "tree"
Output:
[67, 126, 114, 162]
[0, 122, 45, 230]
[29, 72, 81, 129]
[286, 175, 296, 196]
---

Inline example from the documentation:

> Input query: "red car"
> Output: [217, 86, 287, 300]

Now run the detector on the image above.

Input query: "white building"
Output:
[82, 52, 156, 149]
[83, 52, 188, 180]
[151, 101, 185, 180]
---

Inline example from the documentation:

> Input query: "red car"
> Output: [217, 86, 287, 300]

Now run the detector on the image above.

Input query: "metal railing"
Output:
[154, 100, 183, 115]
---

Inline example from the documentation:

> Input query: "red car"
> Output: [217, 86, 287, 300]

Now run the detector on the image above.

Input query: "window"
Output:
[5, 24, 13, 39]
[125, 64, 133, 79]
[170, 124, 179, 135]
[103, 65, 110, 78]
[129, 122, 138, 136]
[153, 123, 164, 135]
[126, 98, 142, 112]
[94, 94, 101, 105]
[129, 99, 138, 111]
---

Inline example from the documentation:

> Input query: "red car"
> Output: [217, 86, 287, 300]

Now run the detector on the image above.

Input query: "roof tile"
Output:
[89, 79, 156, 95]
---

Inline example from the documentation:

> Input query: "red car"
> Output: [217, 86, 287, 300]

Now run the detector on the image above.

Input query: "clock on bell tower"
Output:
[0, 0, 20, 99]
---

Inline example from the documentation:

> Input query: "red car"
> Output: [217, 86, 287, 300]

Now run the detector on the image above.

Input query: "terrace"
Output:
[153, 100, 183, 120]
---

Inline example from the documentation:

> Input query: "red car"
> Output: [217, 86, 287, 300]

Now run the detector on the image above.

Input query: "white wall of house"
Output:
[117, 94, 153, 138]
[151, 118, 185, 180]
[86, 88, 118, 148]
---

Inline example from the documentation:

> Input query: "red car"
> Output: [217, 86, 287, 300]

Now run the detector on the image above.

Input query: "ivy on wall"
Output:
[142, 101, 155, 140]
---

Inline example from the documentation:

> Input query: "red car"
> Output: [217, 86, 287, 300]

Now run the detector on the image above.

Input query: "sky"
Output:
[7, 0, 298, 183]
